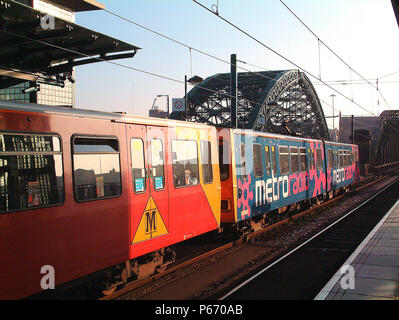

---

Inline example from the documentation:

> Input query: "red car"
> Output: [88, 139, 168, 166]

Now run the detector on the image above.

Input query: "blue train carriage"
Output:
[232, 129, 328, 231]
[324, 141, 360, 195]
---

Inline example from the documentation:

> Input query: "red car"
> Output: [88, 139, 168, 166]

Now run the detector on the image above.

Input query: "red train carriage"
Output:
[0, 101, 220, 299]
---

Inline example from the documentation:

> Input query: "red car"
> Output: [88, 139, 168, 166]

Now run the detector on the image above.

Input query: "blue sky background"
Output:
[75, 0, 399, 128]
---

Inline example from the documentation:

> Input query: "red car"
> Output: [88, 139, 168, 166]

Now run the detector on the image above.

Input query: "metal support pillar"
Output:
[230, 54, 238, 129]
[184, 75, 188, 121]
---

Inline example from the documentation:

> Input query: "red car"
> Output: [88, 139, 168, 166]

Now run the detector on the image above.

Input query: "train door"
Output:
[268, 143, 278, 206]
[326, 147, 333, 192]
[264, 145, 272, 179]
[264, 143, 276, 182]
[145, 126, 169, 238]
[263, 144, 273, 207]
[127, 124, 169, 250]
[127, 124, 150, 249]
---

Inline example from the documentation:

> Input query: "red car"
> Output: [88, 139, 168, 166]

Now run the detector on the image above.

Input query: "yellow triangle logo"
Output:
[132, 196, 168, 245]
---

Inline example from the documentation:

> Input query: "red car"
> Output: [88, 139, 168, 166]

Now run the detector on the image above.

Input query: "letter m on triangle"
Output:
[132, 196, 168, 244]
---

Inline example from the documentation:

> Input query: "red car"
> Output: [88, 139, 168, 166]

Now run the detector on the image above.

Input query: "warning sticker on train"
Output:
[132, 196, 168, 244]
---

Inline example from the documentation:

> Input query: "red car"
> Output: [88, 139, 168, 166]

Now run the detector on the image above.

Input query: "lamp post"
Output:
[231, 54, 237, 129]
[330, 94, 336, 141]
[156, 94, 169, 118]
[131, 83, 135, 114]
[184, 75, 203, 120]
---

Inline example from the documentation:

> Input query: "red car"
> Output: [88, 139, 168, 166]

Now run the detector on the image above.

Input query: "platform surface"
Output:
[315, 199, 399, 300]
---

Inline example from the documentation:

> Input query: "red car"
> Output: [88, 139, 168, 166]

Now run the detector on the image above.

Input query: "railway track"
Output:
[100, 173, 395, 300]
[219, 177, 399, 300]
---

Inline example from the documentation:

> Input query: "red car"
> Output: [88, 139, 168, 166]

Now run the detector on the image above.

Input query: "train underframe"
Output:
[28, 186, 351, 298]
[102, 247, 176, 295]
[234, 186, 350, 236]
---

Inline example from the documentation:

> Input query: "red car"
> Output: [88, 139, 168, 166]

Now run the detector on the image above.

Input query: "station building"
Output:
[0, 0, 138, 107]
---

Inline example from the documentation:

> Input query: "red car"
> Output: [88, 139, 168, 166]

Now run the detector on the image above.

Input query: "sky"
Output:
[74, 0, 399, 129]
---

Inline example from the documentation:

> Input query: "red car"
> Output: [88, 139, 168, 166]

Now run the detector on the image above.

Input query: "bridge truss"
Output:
[172, 69, 330, 140]
[375, 110, 399, 166]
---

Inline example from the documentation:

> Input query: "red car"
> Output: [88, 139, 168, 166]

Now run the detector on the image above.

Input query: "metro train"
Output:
[218, 129, 360, 232]
[0, 101, 359, 299]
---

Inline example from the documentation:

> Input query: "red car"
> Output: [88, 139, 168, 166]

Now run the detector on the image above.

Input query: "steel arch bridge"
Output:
[374, 110, 399, 167]
[171, 69, 330, 140]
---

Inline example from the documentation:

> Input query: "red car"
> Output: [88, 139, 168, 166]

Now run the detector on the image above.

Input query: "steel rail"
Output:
[100, 173, 392, 300]
[219, 176, 398, 300]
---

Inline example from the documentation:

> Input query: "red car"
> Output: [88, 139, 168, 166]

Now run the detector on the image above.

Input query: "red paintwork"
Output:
[0, 106, 219, 299]
[127, 124, 219, 259]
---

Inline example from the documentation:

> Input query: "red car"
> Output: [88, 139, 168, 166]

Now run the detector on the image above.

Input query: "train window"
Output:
[253, 144, 263, 178]
[172, 140, 199, 188]
[316, 148, 323, 170]
[73, 137, 121, 201]
[239, 143, 247, 178]
[327, 149, 333, 170]
[265, 146, 271, 175]
[300, 148, 307, 171]
[131, 139, 146, 193]
[309, 149, 315, 170]
[151, 139, 165, 190]
[0, 133, 64, 213]
[333, 150, 338, 169]
[218, 141, 229, 181]
[347, 151, 350, 166]
[279, 146, 290, 175]
[343, 150, 348, 167]
[271, 146, 277, 174]
[290, 147, 299, 173]
[200, 141, 213, 184]
[342, 150, 346, 167]
[338, 150, 343, 168]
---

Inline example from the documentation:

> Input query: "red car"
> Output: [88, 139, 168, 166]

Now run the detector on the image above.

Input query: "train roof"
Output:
[0, 101, 358, 148]
[323, 140, 358, 148]
[232, 128, 357, 147]
[232, 128, 321, 143]
[0, 100, 215, 130]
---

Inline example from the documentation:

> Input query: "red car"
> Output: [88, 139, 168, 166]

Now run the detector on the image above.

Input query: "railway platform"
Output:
[315, 199, 399, 300]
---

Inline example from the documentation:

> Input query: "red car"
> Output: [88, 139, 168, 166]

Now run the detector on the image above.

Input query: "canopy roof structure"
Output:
[392, 0, 399, 27]
[48, 0, 105, 12]
[172, 69, 330, 140]
[0, 0, 140, 89]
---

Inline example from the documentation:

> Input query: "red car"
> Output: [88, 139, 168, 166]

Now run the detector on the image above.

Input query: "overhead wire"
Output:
[104, 0, 394, 117]
[9, 0, 335, 129]
[313, 79, 399, 86]
[101, 5, 279, 83]
[7, 0, 394, 133]
[191, 0, 377, 116]
[0, 29, 269, 119]
[279, 0, 393, 110]
[4, 18, 398, 140]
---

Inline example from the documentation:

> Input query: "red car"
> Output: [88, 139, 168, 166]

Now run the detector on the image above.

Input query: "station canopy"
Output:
[0, 0, 140, 89]
[49, 0, 105, 12]
[393, 0, 399, 27]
